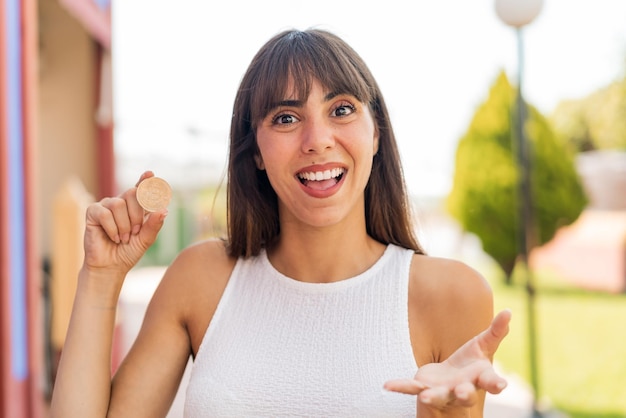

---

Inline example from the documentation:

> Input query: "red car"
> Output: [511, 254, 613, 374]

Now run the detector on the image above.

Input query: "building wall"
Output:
[576, 150, 626, 210]
[38, 0, 98, 259]
[1, 0, 105, 414]
[1, 0, 44, 415]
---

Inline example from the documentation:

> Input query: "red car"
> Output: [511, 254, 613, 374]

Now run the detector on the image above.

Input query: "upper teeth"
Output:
[298, 168, 344, 181]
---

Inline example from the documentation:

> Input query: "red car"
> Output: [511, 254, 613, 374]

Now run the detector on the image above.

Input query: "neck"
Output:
[268, 222, 386, 284]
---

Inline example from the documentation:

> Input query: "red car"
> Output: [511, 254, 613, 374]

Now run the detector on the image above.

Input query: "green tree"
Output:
[551, 77, 626, 152]
[447, 71, 587, 282]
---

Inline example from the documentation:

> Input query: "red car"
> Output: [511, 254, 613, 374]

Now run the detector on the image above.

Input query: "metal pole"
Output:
[515, 27, 541, 415]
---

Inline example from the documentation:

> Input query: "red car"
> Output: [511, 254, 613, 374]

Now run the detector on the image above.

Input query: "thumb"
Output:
[138, 210, 168, 247]
[478, 309, 512, 357]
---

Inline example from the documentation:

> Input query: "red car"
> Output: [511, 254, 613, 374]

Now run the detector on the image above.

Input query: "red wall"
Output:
[0, 0, 44, 416]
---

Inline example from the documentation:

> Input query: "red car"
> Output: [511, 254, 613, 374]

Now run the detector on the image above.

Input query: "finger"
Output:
[137, 210, 168, 248]
[453, 381, 478, 407]
[101, 197, 133, 244]
[418, 386, 453, 408]
[383, 378, 428, 395]
[477, 367, 507, 394]
[120, 187, 144, 236]
[477, 309, 512, 357]
[135, 170, 154, 187]
[86, 203, 120, 244]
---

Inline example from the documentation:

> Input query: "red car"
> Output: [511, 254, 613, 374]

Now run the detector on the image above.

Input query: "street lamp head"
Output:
[495, 0, 544, 28]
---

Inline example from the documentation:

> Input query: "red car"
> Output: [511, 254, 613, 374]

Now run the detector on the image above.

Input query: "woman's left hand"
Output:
[384, 309, 511, 409]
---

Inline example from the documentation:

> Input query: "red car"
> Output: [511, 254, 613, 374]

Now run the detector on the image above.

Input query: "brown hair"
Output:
[227, 28, 424, 257]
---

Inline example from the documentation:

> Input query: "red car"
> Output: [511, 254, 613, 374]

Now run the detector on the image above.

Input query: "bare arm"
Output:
[105, 241, 228, 417]
[390, 257, 509, 417]
[50, 268, 126, 417]
[50, 171, 168, 418]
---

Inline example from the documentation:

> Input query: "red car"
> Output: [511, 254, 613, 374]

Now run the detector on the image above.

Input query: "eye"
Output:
[332, 102, 356, 117]
[272, 113, 299, 125]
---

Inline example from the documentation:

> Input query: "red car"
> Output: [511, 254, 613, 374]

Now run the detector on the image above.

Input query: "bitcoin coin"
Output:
[136, 177, 172, 212]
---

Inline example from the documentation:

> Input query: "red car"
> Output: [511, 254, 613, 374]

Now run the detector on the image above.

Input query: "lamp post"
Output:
[494, 0, 543, 416]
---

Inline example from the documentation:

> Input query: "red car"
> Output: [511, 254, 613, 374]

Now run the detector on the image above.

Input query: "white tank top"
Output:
[184, 244, 418, 417]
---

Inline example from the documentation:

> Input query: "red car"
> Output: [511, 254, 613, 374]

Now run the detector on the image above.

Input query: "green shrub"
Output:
[551, 77, 626, 152]
[447, 71, 587, 280]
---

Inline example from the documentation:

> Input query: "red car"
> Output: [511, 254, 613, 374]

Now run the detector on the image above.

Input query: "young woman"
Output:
[51, 29, 511, 417]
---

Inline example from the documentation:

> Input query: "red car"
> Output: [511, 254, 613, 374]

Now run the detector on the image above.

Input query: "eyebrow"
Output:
[273, 99, 304, 108]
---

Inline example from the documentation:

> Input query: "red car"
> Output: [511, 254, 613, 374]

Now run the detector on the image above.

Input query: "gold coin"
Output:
[136, 177, 172, 212]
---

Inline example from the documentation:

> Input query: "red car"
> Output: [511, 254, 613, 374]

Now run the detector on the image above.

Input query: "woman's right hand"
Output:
[83, 171, 168, 277]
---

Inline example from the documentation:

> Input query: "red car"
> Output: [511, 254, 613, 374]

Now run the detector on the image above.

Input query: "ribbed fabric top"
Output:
[184, 244, 418, 417]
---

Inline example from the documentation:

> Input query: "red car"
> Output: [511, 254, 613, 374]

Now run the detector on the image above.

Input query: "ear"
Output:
[254, 153, 265, 170]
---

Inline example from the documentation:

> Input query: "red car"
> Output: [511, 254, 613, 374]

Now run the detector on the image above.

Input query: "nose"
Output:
[300, 118, 335, 154]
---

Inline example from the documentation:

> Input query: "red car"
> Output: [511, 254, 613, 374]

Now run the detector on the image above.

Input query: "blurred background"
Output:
[1, 0, 625, 417]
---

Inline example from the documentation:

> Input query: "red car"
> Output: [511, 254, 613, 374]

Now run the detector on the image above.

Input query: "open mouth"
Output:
[297, 168, 345, 191]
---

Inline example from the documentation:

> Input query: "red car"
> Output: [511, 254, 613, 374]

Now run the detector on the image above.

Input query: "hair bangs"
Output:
[248, 30, 375, 129]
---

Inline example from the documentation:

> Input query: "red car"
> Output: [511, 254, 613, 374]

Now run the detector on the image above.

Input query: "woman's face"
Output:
[255, 79, 379, 229]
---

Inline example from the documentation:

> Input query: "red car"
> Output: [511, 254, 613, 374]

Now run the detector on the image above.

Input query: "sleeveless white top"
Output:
[184, 244, 418, 417]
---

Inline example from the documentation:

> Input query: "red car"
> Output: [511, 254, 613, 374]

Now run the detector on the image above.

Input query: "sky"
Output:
[112, 0, 626, 197]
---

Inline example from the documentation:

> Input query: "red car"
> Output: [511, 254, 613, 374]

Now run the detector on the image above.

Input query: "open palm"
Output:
[384, 309, 511, 408]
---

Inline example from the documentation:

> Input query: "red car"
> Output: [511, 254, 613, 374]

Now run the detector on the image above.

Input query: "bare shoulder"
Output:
[147, 238, 237, 354]
[155, 238, 236, 299]
[409, 254, 493, 309]
[166, 238, 236, 279]
[408, 254, 494, 363]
